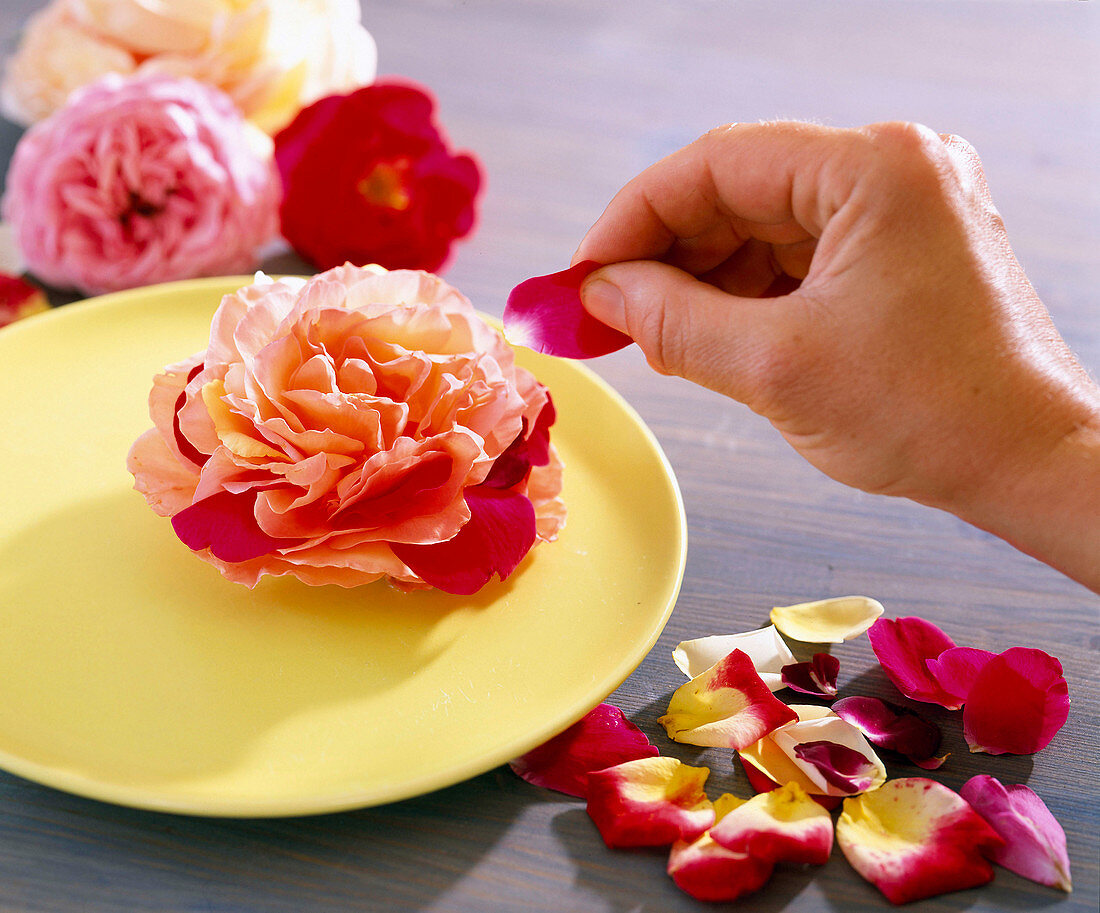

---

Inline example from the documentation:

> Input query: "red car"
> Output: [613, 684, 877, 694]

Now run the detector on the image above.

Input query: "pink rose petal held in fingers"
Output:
[667, 794, 776, 902]
[504, 260, 632, 359]
[959, 775, 1071, 892]
[709, 782, 834, 865]
[586, 757, 715, 848]
[833, 696, 944, 768]
[962, 647, 1069, 755]
[867, 616, 961, 708]
[659, 649, 797, 749]
[781, 653, 840, 698]
[509, 703, 658, 798]
[837, 778, 1004, 905]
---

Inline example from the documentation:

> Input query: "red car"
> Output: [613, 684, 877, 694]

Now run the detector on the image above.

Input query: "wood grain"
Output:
[0, 1, 1096, 911]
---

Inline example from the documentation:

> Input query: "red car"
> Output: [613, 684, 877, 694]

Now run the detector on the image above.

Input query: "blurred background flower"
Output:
[2, 73, 279, 294]
[0, 0, 376, 134]
[274, 81, 482, 273]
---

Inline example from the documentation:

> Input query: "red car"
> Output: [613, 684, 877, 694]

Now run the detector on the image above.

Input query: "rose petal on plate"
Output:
[837, 778, 1005, 904]
[781, 653, 840, 698]
[172, 489, 288, 562]
[833, 696, 943, 766]
[503, 260, 632, 359]
[740, 705, 887, 798]
[925, 646, 997, 706]
[709, 781, 834, 865]
[392, 486, 537, 595]
[867, 616, 961, 708]
[586, 757, 715, 848]
[0, 272, 48, 328]
[509, 702, 659, 798]
[673, 625, 795, 690]
[659, 649, 798, 749]
[959, 775, 1072, 892]
[770, 596, 884, 644]
[962, 647, 1070, 755]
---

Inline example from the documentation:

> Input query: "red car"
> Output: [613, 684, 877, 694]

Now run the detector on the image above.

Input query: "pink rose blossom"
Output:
[2, 73, 279, 295]
[128, 265, 565, 593]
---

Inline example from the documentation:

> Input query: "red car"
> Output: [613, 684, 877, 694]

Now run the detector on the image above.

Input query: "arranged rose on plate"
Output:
[2, 73, 279, 295]
[0, 0, 377, 133]
[128, 264, 565, 594]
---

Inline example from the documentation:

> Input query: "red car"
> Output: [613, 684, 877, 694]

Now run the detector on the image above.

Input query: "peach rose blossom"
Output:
[0, 0, 376, 133]
[128, 265, 566, 593]
[2, 73, 279, 294]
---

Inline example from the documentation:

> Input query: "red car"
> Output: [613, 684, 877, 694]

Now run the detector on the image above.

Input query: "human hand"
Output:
[574, 121, 1100, 590]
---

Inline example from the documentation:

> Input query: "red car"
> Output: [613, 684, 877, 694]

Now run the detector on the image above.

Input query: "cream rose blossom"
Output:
[127, 265, 566, 594]
[0, 0, 376, 132]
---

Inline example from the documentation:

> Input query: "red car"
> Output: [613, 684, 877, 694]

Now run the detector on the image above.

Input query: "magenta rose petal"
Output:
[172, 490, 285, 563]
[925, 646, 998, 706]
[509, 703, 659, 798]
[962, 647, 1070, 755]
[867, 616, 962, 708]
[504, 260, 633, 359]
[959, 775, 1072, 892]
[793, 741, 879, 794]
[833, 695, 943, 766]
[392, 487, 537, 595]
[781, 653, 840, 698]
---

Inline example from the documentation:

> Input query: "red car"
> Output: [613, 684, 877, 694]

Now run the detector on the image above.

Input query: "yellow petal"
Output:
[770, 596, 884, 644]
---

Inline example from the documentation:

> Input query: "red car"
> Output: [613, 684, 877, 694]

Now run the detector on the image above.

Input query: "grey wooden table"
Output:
[0, 1, 1097, 911]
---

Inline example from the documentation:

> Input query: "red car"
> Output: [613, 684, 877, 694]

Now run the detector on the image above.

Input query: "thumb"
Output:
[580, 260, 801, 403]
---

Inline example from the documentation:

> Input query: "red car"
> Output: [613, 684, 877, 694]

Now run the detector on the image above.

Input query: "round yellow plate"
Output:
[0, 277, 686, 817]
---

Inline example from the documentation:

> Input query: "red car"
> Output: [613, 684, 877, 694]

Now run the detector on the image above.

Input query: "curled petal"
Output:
[504, 260, 632, 359]
[867, 616, 961, 708]
[959, 775, 1071, 892]
[837, 778, 1004, 904]
[925, 646, 997, 706]
[793, 741, 878, 794]
[673, 625, 795, 690]
[668, 802, 775, 904]
[709, 782, 834, 865]
[781, 653, 840, 698]
[509, 703, 658, 798]
[586, 757, 715, 848]
[659, 649, 797, 749]
[737, 757, 843, 811]
[962, 647, 1070, 755]
[833, 696, 943, 766]
[770, 596, 883, 644]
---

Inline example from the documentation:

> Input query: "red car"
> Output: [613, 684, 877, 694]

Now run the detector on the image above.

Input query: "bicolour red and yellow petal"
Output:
[962, 647, 1070, 755]
[672, 625, 795, 689]
[586, 757, 716, 848]
[837, 778, 1005, 905]
[659, 649, 798, 749]
[509, 702, 659, 798]
[959, 775, 1071, 892]
[0, 272, 48, 329]
[709, 781, 833, 865]
[770, 596, 884, 644]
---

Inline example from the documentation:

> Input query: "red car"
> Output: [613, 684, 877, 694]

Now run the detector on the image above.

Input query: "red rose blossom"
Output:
[273, 81, 482, 273]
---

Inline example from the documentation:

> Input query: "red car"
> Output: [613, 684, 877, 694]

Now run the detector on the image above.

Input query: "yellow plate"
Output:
[0, 277, 686, 817]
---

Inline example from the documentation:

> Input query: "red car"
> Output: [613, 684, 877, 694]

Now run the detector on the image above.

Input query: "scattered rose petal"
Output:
[709, 782, 834, 865]
[781, 653, 840, 698]
[504, 260, 632, 359]
[739, 705, 887, 798]
[793, 741, 878, 794]
[925, 646, 997, 706]
[837, 778, 1004, 904]
[659, 649, 797, 749]
[736, 757, 843, 811]
[586, 757, 715, 849]
[867, 616, 961, 708]
[959, 775, 1072, 892]
[833, 696, 944, 768]
[770, 596, 884, 644]
[672, 625, 795, 690]
[667, 794, 775, 902]
[0, 273, 48, 328]
[509, 703, 659, 798]
[962, 647, 1070, 755]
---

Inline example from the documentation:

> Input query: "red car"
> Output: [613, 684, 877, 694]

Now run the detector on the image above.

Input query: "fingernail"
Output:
[581, 278, 626, 332]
